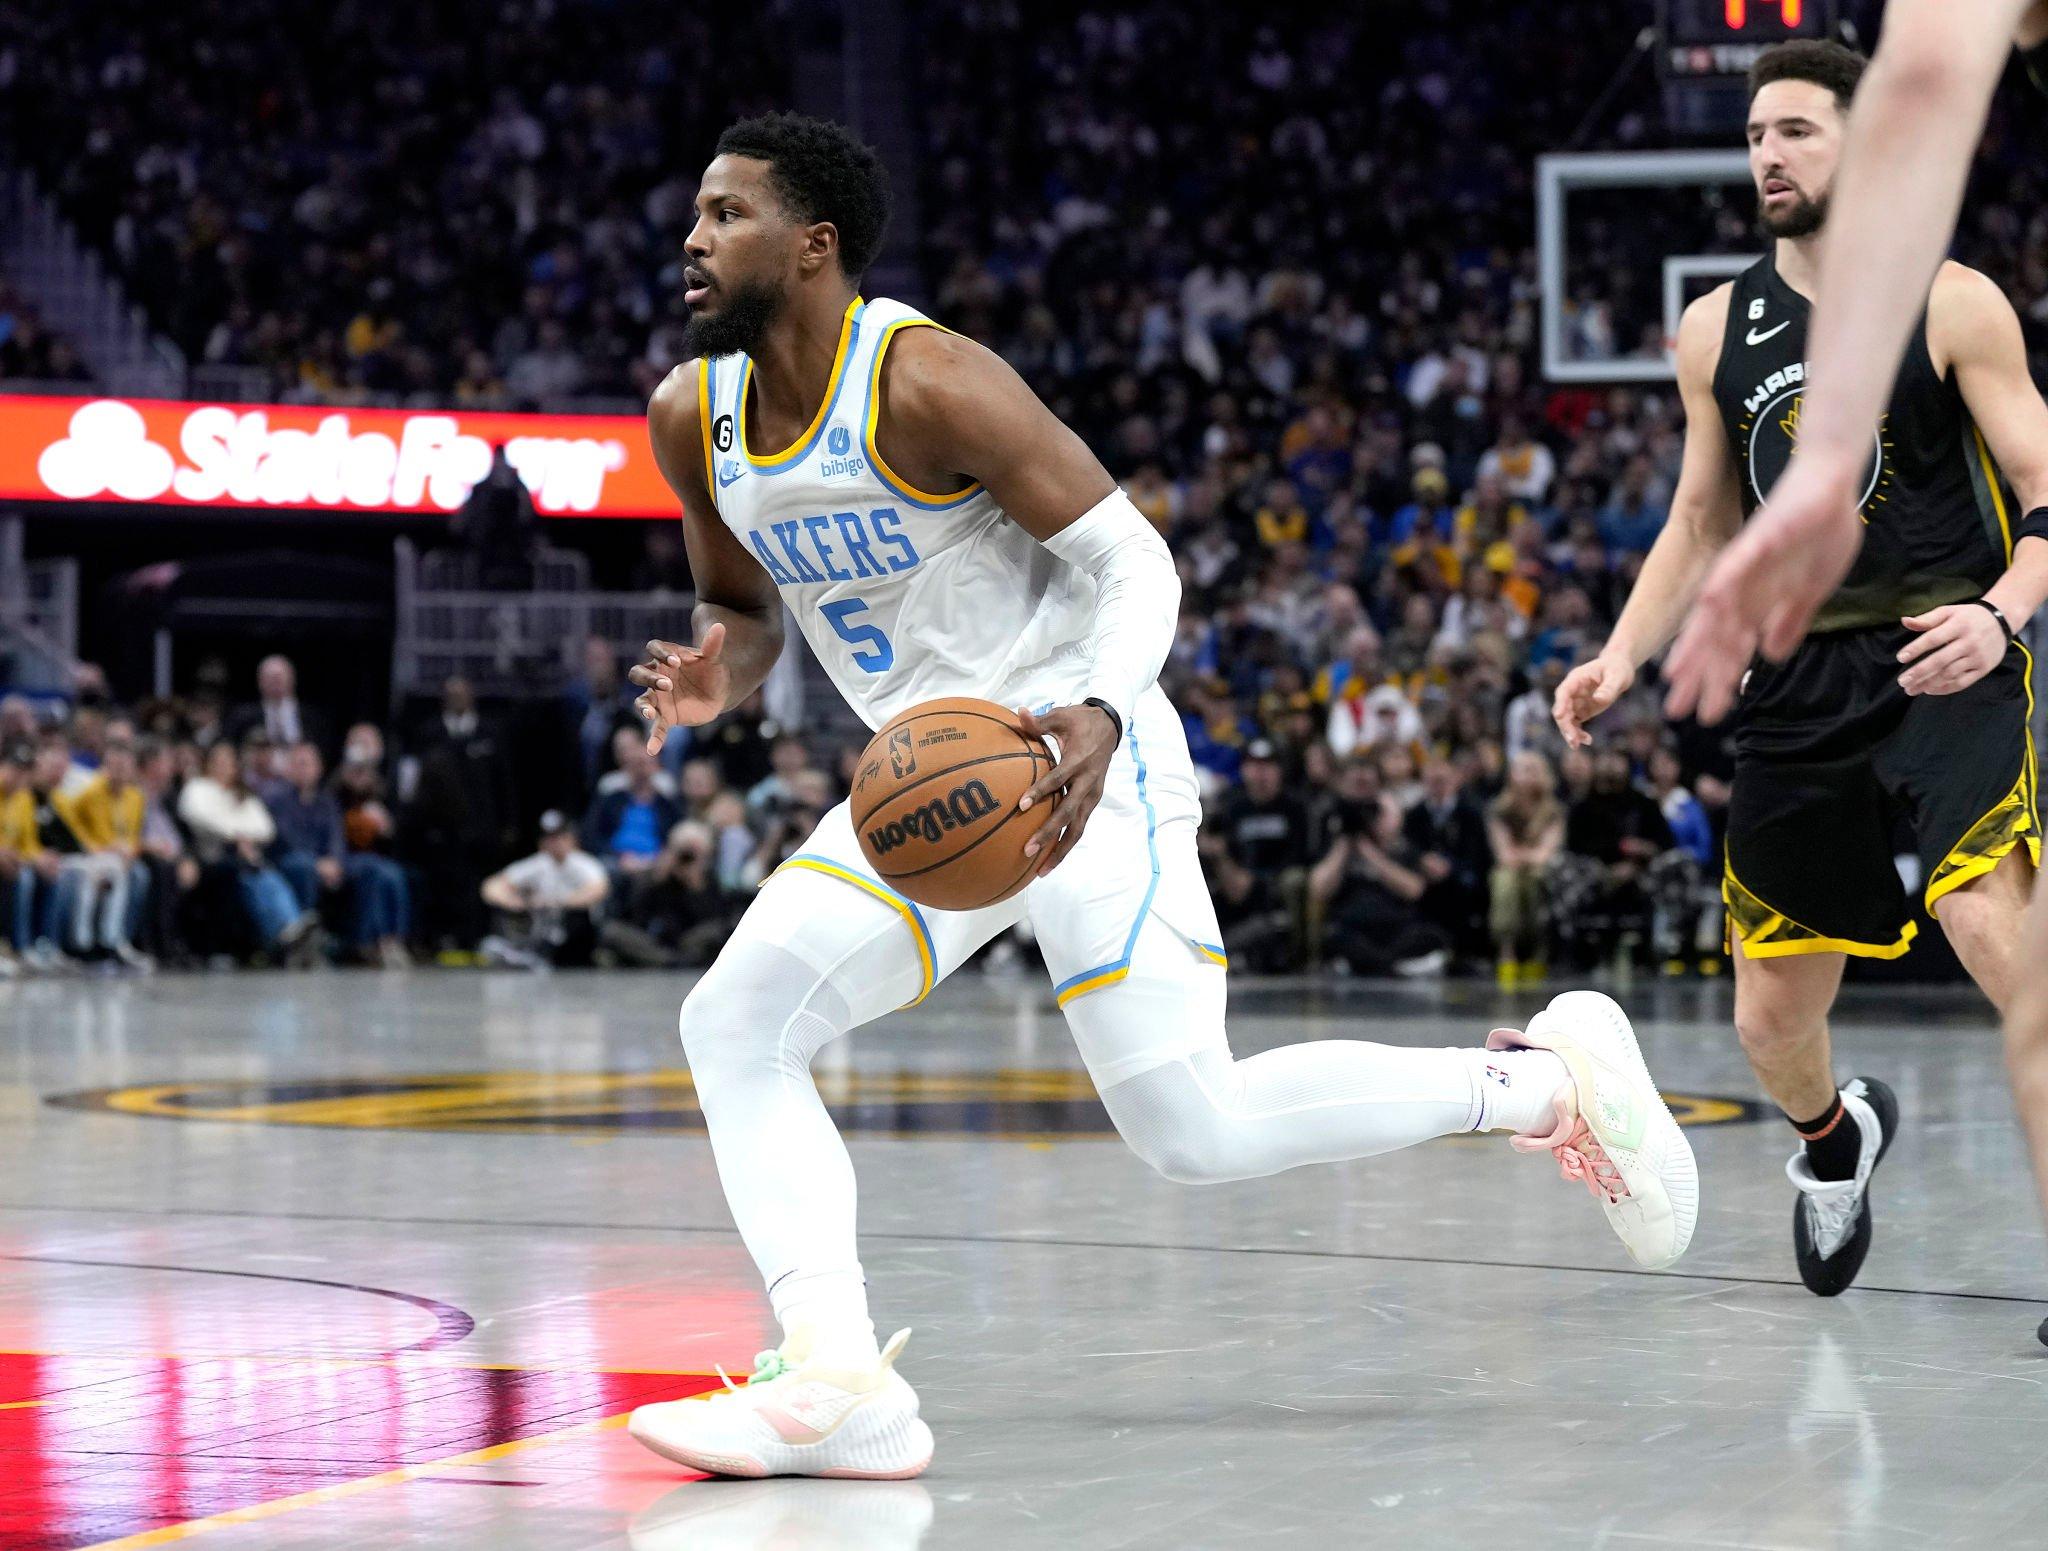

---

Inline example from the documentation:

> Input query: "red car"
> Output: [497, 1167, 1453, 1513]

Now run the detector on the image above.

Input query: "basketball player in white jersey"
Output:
[1661, 0, 2048, 1335]
[620, 113, 1699, 1480]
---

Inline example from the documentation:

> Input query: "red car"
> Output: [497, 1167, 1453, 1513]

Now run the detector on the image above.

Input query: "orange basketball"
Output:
[852, 698, 1055, 911]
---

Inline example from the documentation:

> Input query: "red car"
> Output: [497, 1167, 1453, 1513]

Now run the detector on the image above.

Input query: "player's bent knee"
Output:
[1098, 1063, 1255, 1185]
[678, 947, 854, 1098]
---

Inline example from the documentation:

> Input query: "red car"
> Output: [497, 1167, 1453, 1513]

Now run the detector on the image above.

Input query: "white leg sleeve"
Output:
[1066, 916, 1553, 1184]
[678, 865, 926, 1343]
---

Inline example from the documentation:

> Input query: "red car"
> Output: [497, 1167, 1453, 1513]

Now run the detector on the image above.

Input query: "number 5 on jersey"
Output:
[822, 598, 894, 673]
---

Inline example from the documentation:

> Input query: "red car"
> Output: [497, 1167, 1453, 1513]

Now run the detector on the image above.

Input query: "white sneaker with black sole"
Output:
[1787, 1076, 1897, 1297]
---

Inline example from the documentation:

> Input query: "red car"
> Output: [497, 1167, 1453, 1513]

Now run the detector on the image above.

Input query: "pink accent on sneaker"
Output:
[759, 1403, 824, 1445]
[1510, 1096, 1630, 1204]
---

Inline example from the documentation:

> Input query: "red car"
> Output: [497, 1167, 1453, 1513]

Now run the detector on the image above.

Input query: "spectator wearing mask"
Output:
[1487, 750, 1565, 985]
[479, 810, 609, 968]
[179, 740, 317, 961]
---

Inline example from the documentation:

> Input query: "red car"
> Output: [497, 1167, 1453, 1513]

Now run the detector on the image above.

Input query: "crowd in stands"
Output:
[0, 278, 91, 384]
[0, 0, 789, 404]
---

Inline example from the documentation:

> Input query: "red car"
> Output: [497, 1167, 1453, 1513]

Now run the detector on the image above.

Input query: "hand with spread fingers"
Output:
[1896, 602, 2009, 696]
[1014, 702, 1120, 879]
[1663, 460, 1865, 726]
[628, 623, 731, 754]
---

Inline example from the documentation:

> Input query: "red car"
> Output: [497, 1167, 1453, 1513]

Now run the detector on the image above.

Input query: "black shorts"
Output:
[1723, 626, 2039, 959]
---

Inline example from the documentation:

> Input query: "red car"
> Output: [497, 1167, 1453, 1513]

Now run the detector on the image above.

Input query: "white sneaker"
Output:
[113, 942, 156, 973]
[629, 1327, 933, 1480]
[1490, 990, 1700, 1270]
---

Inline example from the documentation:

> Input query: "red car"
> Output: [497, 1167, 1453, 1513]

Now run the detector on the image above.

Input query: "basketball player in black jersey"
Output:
[1665, 6, 2048, 1339]
[1557, 40, 2048, 1297]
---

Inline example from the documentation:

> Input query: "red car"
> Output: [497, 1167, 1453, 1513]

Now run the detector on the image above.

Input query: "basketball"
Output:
[852, 698, 1055, 910]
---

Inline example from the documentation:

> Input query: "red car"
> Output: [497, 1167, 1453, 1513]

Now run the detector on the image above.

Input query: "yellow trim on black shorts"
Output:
[1723, 859, 1918, 960]
[1925, 766, 2041, 913]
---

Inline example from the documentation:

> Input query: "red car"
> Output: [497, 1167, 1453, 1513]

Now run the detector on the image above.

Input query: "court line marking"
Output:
[0, 1253, 474, 1355]
[4, 1200, 2043, 1310]
[75, 1410, 643, 1551]
[0, 1349, 725, 1376]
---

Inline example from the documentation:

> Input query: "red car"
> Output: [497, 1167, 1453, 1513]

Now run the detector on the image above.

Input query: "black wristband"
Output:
[2015, 506, 2048, 552]
[1081, 697, 1123, 742]
[1968, 597, 2017, 645]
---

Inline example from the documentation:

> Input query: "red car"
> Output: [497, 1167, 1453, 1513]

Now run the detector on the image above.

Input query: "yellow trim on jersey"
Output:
[1975, 425, 2013, 563]
[865, 318, 982, 507]
[695, 357, 718, 510]
[1722, 858, 1918, 960]
[740, 297, 862, 468]
[772, 855, 936, 1007]
[1194, 943, 1229, 968]
[1055, 966, 1129, 1007]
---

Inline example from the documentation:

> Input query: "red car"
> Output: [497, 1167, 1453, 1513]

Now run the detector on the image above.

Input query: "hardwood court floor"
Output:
[1, 969, 2042, 1549]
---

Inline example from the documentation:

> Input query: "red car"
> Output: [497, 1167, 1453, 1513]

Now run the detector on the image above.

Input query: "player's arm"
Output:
[879, 327, 1179, 876]
[633, 366, 786, 753]
[1553, 289, 1742, 746]
[1893, 263, 2048, 696]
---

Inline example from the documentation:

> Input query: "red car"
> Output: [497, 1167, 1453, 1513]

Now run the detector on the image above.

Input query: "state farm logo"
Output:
[33, 399, 630, 513]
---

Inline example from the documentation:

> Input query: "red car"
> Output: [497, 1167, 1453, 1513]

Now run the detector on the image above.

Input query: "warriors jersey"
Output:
[1711, 254, 2013, 633]
[696, 297, 1099, 730]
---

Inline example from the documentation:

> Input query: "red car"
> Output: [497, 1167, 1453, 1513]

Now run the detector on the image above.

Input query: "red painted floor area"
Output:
[0, 1352, 719, 1550]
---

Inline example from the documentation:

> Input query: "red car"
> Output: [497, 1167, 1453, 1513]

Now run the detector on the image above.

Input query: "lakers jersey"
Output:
[695, 298, 1100, 729]
[1710, 255, 2011, 633]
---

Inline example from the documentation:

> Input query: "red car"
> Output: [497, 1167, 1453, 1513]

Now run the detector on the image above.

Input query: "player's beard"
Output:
[681, 278, 785, 360]
[1758, 185, 1829, 240]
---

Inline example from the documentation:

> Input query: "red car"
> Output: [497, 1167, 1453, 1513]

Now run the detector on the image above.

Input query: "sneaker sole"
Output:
[628, 1410, 934, 1481]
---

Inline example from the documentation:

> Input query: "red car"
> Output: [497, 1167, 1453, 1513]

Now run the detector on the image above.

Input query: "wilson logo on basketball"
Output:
[866, 779, 1001, 855]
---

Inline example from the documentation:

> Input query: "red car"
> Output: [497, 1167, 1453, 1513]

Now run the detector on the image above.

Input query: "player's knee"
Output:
[1101, 1066, 1253, 1185]
[678, 948, 850, 1091]
[1733, 997, 1816, 1065]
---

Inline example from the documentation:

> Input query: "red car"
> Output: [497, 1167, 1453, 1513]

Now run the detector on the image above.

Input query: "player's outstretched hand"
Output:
[629, 623, 730, 754]
[1897, 603, 2008, 696]
[1665, 461, 1865, 725]
[1553, 652, 1635, 749]
[1014, 702, 1120, 879]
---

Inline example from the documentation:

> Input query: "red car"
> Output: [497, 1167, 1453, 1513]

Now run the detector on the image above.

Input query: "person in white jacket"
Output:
[177, 741, 312, 952]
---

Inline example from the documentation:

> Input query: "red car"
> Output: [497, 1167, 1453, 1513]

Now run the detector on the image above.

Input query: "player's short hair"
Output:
[1748, 39, 1867, 111]
[715, 112, 892, 280]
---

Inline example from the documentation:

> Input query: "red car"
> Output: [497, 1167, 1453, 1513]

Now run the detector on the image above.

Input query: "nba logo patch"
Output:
[828, 425, 852, 456]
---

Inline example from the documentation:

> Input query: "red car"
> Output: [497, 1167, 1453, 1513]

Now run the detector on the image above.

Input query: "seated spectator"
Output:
[1404, 756, 1492, 964]
[179, 740, 317, 961]
[1487, 750, 1565, 982]
[1648, 746, 1719, 971]
[479, 811, 609, 969]
[584, 734, 685, 885]
[22, 734, 117, 966]
[572, 639, 648, 787]
[133, 738, 198, 964]
[1308, 790, 1449, 977]
[265, 741, 347, 960]
[1197, 826, 1297, 974]
[606, 820, 743, 967]
[227, 654, 332, 761]
[69, 738, 155, 969]
[1557, 748, 1673, 970]
[745, 735, 816, 821]
[596, 724, 680, 799]
[1598, 455, 1668, 555]
[1331, 682, 1423, 760]
[1216, 739, 1311, 877]
[0, 741, 32, 974]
